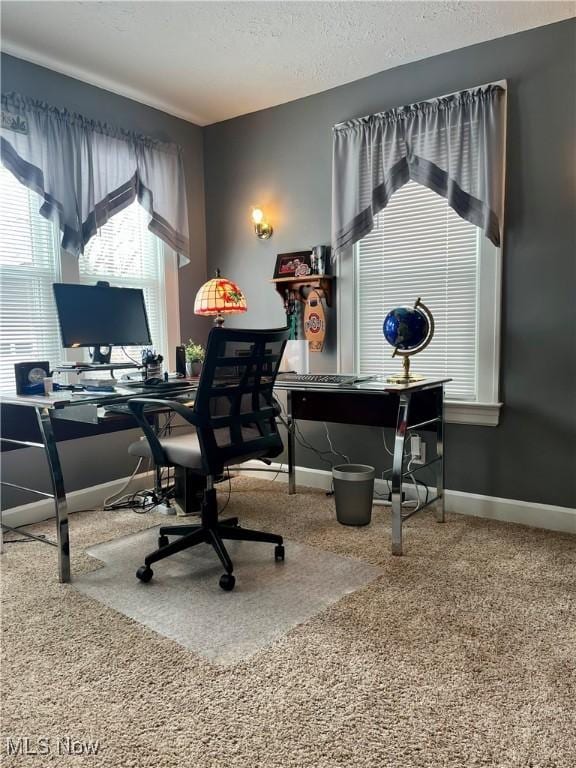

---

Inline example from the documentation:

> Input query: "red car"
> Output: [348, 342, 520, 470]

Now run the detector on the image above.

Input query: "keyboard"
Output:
[276, 373, 374, 387]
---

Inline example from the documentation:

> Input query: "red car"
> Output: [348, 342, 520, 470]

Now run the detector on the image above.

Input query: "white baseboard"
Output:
[237, 461, 576, 536]
[1, 471, 155, 529]
[443, 488, 576, 535]
[4, 462, 575, 537]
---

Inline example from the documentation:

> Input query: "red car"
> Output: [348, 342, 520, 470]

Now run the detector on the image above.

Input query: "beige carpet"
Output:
[1, 477, 575, 768]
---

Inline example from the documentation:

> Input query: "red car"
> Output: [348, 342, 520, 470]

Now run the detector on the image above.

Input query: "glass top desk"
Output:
[0, 382, 198, 582]
[1, 377, 449, 582]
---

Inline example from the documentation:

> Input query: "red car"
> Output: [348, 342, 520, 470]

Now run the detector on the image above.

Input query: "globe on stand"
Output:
[382, 298, 435, 383]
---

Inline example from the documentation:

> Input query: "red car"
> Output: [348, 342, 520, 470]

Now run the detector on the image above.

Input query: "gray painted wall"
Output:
[1, 54, 208, 508]
[204, 19, 576, 508]
[1, 431, 145, 511]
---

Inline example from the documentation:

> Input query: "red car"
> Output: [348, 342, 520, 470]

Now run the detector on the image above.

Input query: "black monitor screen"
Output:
[53, 283, 152, 348]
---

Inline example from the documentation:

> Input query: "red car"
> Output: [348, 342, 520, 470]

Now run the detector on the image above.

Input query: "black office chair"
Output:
[127, 326, 289, 591]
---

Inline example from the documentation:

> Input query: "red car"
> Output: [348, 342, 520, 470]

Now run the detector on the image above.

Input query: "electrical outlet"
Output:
[415, 442, 426, 464]
[410, 434, 426, 464]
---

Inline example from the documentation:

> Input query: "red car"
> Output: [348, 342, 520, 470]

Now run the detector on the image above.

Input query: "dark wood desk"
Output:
[275, 378, 449, 556]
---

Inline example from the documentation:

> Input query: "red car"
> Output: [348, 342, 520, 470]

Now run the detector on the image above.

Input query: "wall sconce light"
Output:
[251, 207, 273, 240]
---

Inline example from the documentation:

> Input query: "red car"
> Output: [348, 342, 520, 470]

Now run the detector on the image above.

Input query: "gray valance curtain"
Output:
[1, 92, 190, 265]
[332, 84, 506, 256]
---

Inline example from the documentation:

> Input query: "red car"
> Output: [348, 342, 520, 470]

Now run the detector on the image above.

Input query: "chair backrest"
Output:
[193, 326, 289, 474]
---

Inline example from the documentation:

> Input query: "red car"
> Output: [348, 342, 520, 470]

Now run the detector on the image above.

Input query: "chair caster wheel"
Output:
[136, 565, 153, 583]
[158, 535, 169, 548]
[219, 573, 236, 591]
[274, 545, 285, 562]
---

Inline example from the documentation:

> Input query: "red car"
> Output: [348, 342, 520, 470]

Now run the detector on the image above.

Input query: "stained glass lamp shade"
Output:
[194, 269, 247, 326]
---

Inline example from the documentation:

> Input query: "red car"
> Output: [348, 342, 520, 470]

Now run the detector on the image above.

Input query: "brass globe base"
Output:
[387, 354, 425, 384]
[386, 372, 426, 384]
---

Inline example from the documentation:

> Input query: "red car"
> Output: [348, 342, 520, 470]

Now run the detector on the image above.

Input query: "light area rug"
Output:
[1, 476, 575, 768]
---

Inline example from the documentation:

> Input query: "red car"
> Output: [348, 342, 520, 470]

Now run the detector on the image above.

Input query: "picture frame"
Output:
[273, 251, 313, 279]
[14, 361, 50, 395]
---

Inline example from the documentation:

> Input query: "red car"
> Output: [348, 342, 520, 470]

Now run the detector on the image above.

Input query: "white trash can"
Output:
[332, 464, 375, 526]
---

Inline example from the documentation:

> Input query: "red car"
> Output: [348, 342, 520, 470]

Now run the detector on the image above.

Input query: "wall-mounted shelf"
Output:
[270, 275, 334, 307]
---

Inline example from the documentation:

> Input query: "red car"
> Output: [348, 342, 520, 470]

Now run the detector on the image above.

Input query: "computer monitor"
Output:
[53, 282, 152, 363]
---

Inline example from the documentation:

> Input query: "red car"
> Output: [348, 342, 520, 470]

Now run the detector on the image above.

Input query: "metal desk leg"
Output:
[435, 386, 445, 523]
[153, 412, 163, 497]
[286, 390, 296, 494]
[391, 393, 411, 556]
[36, 407, 70, 583]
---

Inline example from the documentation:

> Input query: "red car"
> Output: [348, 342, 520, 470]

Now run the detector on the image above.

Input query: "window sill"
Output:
[445, 401, 502, 426]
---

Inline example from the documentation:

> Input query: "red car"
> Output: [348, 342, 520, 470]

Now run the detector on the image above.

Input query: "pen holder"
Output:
[145, 362, 162, 380]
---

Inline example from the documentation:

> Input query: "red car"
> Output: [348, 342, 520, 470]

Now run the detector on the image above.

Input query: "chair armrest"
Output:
[128, 398, 202, 426]
[127, 398, 202, 466]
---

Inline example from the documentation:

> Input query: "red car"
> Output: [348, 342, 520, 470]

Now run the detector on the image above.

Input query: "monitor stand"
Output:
[89, 345, 113, 365]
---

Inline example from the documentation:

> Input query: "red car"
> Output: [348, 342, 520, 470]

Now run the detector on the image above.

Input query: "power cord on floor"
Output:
[105, 412, 178, 514]
[270, 462, 285, 483]
[1, 531, 47, 545]
[103, 457, 144, 509]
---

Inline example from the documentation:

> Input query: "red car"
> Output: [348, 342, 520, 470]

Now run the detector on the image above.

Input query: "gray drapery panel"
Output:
[332, 84, 505, 256]
[1, 92, 190, 265]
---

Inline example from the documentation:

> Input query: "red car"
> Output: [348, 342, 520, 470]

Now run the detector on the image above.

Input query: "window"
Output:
[0, 166, 178, 389]
[79, 203, 168, 364]
[0, 165, 61, 390]
[339, 180, 502, 426]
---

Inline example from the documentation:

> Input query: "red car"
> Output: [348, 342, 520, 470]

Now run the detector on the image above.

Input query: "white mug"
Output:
[43, 377, 54, 395]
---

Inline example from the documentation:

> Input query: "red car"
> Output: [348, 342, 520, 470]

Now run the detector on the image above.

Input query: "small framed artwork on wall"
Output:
[273, 251, 313, 279]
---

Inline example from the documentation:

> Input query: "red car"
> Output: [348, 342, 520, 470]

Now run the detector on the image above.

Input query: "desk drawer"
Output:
[290, 389, 439, 430]
[291, 390, 396, 428]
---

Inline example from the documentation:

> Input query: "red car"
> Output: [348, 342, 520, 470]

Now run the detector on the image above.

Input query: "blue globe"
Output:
[383, 306, 429, 351]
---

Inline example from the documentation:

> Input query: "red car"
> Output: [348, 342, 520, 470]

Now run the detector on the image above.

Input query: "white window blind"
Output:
[79, 202, 168, 364]
[356, 181, 479, 400]
[0, 165, 62, 390]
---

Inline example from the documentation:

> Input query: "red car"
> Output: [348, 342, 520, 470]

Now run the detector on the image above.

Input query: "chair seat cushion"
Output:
[128, 433, 204, 469]
[128, 427, 265, 470]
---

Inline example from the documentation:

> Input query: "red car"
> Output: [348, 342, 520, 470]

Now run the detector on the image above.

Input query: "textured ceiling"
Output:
[2, 1, 574, 125]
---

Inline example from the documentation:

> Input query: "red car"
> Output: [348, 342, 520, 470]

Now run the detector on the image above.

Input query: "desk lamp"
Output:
[194, 269, 247, 326]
